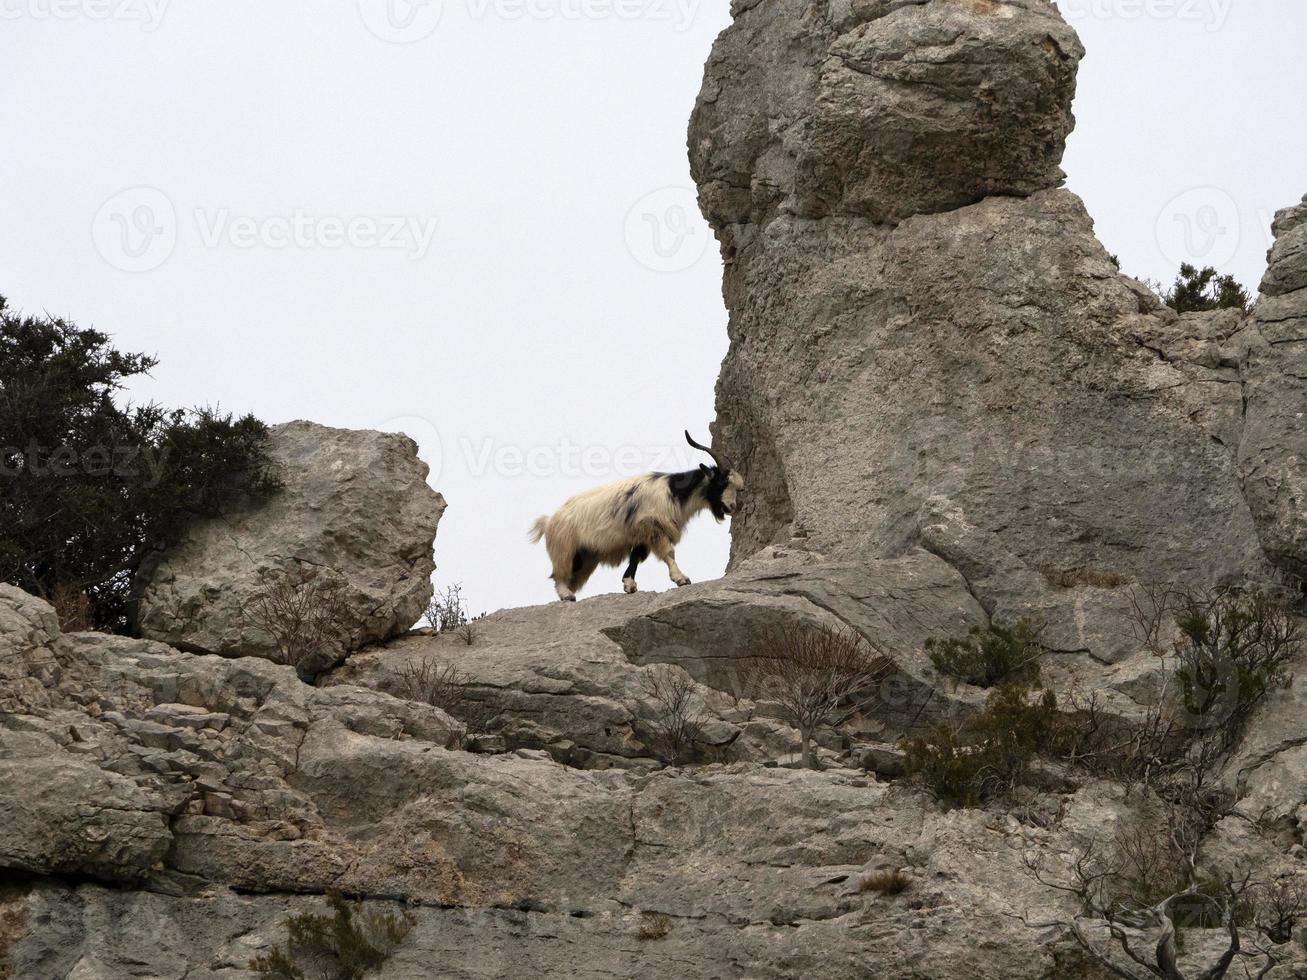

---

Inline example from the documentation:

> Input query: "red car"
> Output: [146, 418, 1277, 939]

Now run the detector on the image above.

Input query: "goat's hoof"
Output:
[622, 578, 638, 594]
[674, 577, 691, 587]
[561, 595, 577, 602]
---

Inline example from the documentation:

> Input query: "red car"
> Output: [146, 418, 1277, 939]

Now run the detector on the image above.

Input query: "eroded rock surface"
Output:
[6, 3, 1307, 978]
[690, 0, 1083, 227]
[134, 420, 446, 669]
[691, 0, 1298, 592]
[0, 586, 1174, 979]
[1239, 194, 1307, 580]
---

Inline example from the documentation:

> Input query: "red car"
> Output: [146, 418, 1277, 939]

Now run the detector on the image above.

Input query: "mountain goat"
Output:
[528, 431, 744, 601]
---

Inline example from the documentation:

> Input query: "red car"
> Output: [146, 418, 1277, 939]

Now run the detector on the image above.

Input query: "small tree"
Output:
[737, 622, 893, 769]
[1163, 263, 1251, 314]
[241, 565, 353, 681]
[1024, 817, 1305, 979]
[250, 891, 414, 980]
[0, 294, 279, 630]
[640, 664, 704, 766]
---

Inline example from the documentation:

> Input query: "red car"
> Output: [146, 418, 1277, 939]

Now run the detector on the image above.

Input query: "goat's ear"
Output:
[699, 463, 712, 476]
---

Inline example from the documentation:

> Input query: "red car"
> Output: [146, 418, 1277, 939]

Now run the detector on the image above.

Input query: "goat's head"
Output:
[685, 430, 745, 522]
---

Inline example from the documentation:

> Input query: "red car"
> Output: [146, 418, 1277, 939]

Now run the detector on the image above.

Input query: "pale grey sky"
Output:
[2, 1, 1303, 616]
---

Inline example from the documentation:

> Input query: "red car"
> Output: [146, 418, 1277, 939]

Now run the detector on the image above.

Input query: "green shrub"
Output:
[903, 721, 984, 808]
[1162, 263, 1251, 314]
[1169, 586, 1298, 749]
[903, 683, 1056, 808]
[0, 295, 279, 630]
[926, 620, 1043, 688]
[250, 892, 414, 980]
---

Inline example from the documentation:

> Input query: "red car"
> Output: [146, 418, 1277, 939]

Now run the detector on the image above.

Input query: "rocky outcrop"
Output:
[691, 0, 1285, 590]
[134, 421, 446, 669]
[7, 3, 1307, 978]
[690, 0, 1083, 228]
[1239, 194, 1307, 580]
[0, 585, 1174, 978]
[331, 544, 1163, 770]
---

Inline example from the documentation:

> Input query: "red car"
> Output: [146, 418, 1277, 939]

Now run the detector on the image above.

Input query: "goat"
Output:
[528, 431, 744, 601]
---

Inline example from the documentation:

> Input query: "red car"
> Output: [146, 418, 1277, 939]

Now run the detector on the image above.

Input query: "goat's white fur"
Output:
[529, 470, 743, 601]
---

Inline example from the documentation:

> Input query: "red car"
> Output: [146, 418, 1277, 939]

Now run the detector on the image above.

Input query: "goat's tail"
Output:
[528, 516, 548, 544]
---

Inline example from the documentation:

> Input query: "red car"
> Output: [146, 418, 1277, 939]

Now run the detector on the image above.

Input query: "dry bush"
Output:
[1050, 689, 1180, 791]
[1253, 877, 1307, 945]
[241, 565, 352, 681]
[423, 584, 484, 645]
[391, 660, 500, 736]
[454, 616, 482, 646]
[47, 582, 94, 632]
[737, 622, 893, 769]
[640, 664, 703, 766]
[250, 891, 413, 980]
[636, 912, 672, 941]
[859, 866, 910, 895]
[1038, 565, 1133, 590]
[1024, 813, 1304, 980]
[394, 660, 466, 712]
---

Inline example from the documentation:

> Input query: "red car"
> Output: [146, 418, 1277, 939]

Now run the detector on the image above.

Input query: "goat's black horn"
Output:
[685, 430, 733, 472]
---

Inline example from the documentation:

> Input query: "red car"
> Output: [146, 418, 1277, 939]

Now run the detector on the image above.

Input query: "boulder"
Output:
[690, 0, 1083, 227]
[692, 0, 1276, 590]
[134, 420, 446, 671]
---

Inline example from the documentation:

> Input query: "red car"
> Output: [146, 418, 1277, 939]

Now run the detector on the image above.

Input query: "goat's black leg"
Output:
[622, 545, 649, 594]
[568, 548, 599, 598]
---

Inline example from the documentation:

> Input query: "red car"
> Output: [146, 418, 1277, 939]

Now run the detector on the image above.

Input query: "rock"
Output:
[859, 743, 909, 780]
[704, 186, 1270, 587]
[1239, 194, 1307, 580]
[690, 0, 1083, 227]
[0, 756, 173, 882]
[330, 547, 990, 768]
[0, 584, 61, 713]
[692, 1, 1276, 589]
[466, 734, 507, 754]
[134, 420, 446, 671]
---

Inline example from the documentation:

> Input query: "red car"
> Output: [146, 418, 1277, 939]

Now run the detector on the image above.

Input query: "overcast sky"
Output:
[2, 1, 1304, 616]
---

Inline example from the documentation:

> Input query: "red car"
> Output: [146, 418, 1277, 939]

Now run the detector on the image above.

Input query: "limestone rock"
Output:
[0, 583, 61, 713]
[331, 547, 991, 768]
[690, 0, 1083, 227]
[691, 0, 1271, 586]
[134, 420, 446, 670]
[1239, 194, 1307, 579]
